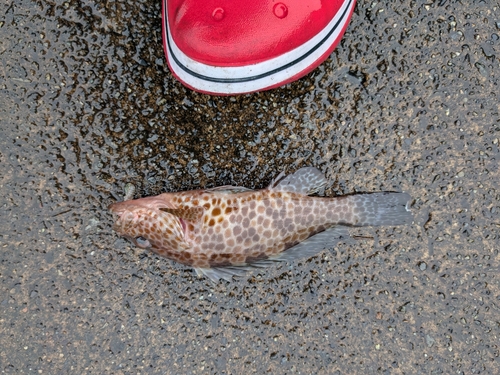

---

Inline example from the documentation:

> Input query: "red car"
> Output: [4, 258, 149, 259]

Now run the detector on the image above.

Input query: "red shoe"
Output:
[162, 0, 356, 95]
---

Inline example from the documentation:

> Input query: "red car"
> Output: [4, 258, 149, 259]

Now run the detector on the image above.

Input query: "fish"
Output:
[108, 167, 413, 282]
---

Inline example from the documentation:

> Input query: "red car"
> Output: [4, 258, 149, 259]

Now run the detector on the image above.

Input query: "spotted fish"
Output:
[109, 167, 412, 282]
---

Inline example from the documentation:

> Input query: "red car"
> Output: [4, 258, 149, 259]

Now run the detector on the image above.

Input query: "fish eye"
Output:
[135, 236, 151, 248]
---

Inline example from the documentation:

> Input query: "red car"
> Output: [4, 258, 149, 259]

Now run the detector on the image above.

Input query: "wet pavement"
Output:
[1, 0, 499, 373]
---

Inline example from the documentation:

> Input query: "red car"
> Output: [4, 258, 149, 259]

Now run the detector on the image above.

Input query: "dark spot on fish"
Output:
[200, 253, 210, 260]
[316, 224, 327, 233]
[283, 240, 300, 251]
[242, 218, 250, 228]
[212, 207, 221, 216]
[208, 260, 233, 267]
[245, 253, 269, 263]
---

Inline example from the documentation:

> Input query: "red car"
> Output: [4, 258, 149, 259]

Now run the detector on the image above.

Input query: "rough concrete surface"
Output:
[1, 0, 499, 374]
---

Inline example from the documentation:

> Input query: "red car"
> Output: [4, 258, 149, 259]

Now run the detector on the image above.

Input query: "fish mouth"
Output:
[108, 202, 134, 233]
[108, 201, 134, 219]
[108, 203, 120, 225]
[108, 202, 123, 214]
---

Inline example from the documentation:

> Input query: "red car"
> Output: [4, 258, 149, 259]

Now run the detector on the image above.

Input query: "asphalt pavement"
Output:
[1, 0, 499, 373]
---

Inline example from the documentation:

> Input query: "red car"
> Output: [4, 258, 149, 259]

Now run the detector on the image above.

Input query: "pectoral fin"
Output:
[159, 206, 204, 244]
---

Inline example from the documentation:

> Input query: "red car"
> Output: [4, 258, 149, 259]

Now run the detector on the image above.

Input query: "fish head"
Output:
[108, 196, 188, 252]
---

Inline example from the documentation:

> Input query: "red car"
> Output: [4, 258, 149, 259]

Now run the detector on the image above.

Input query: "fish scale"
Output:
[109, 167, 413, 282]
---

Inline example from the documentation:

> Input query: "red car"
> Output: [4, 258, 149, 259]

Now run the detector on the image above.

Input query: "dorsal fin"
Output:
[269, 167, 327, 195]
[205, 185, 254, 194]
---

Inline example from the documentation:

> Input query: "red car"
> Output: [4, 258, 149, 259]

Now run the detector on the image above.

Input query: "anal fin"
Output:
[195, 266, 250, 283]
[270, 226, 350, 263]
[194, 226, 351, 283]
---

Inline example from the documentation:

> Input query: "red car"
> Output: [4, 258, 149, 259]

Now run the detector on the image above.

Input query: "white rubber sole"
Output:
[163, 0, 356, 95]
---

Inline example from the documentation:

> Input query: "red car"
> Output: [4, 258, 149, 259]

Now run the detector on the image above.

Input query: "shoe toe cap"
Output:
[169, 0, 346, 66]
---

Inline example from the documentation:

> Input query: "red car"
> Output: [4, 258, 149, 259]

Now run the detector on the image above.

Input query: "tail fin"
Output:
[350, 193, 412, 226]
